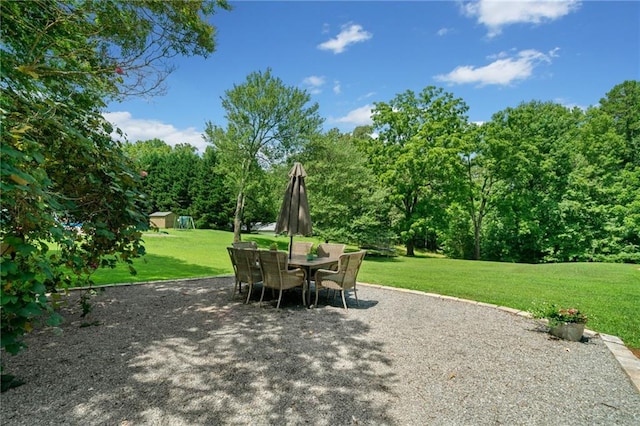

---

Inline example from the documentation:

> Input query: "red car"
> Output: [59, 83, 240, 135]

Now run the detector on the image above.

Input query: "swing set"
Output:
[174, 215, 195, 230]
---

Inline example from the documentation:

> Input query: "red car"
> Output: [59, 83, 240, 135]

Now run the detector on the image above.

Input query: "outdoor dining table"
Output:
[288, 254, 339, 306]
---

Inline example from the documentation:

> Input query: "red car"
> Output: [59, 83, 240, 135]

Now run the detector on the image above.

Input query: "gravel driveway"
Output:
[1, 277, 639, 425]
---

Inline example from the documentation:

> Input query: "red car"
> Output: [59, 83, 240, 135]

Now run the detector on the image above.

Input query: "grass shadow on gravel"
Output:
[1, 278, 396, 425]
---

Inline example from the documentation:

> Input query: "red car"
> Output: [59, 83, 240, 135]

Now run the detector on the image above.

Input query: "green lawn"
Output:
[88, 229, 640, 349]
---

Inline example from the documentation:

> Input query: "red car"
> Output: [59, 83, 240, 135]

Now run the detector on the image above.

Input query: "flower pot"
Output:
[549, 323, 585, 342]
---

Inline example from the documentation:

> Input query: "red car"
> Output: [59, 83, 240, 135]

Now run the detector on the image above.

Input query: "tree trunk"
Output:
[233, 191, 245, 243]
[474, 222, 481, 260]
[406, 239, 415, 256]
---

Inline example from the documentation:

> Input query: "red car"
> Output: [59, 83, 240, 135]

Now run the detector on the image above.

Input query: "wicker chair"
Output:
[290, 241, 313, 256]
[317, 244, 346, 276]
[231, 247, 263, 303]
[232, 241, 258, 249]
[227, 247, 241, 296]
[314, 250, 366, 309]
[258, 250, 306, 309]
[317, 243, 346, 259]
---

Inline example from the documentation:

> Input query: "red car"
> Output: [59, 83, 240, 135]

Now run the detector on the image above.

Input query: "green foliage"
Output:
[130, 142, 204, 215]
[1, 0, 226, 358]
[298, 129, 392, 246]
[599, 80, 640, 166]
[531, 303, 588, 326]
[472, 83, 640, 264]
[190, 147, 236, 229]
[367, 86, 469, 255]
[482, 101, 582, 262]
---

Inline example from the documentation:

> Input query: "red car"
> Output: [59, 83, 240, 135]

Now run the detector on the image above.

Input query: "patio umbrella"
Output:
[275, 162, 312, 258]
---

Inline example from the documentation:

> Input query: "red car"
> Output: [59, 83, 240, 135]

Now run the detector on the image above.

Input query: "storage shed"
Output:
[149, 211, 177, 229]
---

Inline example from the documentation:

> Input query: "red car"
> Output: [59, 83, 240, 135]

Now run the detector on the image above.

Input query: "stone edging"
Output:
[358, 282, 640, 394]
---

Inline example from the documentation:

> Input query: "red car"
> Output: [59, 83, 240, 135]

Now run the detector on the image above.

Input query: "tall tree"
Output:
[599, 80, 640, 166]
[123, 138, 172, 162]
[482, 101, 581, 262]
[1, 0, 229, 360]
[204, 69, 323, 242]
[367, 87, 469, 256]
[190, 147, 235, 229]
[445, 123, 497, 260]
[298, 129, 392, 246]
[592, 81, 640, 261]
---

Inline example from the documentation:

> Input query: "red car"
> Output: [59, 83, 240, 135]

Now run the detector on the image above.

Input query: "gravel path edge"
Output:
[357, 281, 640, 394]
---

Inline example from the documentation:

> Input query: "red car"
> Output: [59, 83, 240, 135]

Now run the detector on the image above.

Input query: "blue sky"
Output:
[105, 0, 639, 152]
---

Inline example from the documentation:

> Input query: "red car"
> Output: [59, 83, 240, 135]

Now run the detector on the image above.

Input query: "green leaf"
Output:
[18, 302, 43, 318]
[46, 312, 64, 327]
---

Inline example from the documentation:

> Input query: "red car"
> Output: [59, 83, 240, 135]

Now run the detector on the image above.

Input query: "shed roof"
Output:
[150, 211, 174, 217]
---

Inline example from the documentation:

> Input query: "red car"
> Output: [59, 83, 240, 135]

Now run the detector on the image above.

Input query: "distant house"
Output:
[150, 211, 177, 229]
[256, 222, 276, 232]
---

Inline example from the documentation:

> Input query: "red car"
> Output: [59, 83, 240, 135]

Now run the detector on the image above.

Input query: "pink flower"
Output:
[115, 67, 123, 75]
[140, 170, 148, 177]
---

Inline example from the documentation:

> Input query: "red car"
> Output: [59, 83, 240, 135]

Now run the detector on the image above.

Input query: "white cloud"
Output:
[333, 81, 341, 95]
[303, 75, 325, 86]
[357, 92, 377, 101]
[318, 23, 372, 54]
[554, 97, 587, 112]
[434, 48, 559, 86]
[103, 111, 207, 153]
[437, 27, 451, 36]
[332, 104, 373, 126]
[302, 75, 325, 94]
[463, 0, 581, 37]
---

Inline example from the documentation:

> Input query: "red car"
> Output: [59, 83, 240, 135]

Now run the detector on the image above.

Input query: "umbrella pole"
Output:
[289, 235, 293, 259]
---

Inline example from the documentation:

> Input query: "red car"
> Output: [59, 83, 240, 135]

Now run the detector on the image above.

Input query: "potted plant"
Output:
[532, 304, 588, 342]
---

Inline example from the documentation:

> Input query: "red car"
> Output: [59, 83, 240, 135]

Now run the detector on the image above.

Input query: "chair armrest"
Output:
[284, 267, 306, 280]
[315, 268, 338, 281]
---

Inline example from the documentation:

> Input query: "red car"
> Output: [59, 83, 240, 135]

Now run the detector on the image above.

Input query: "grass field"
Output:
[88, 229, 640, 349]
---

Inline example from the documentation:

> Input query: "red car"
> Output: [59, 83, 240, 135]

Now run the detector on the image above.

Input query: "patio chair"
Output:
[232, 241, 258, 249]
[232, 247, 263, 303]
[314, 250, 366, 309]
[258, 249, 306, 309]
[317, 243, 346, 268]
[227, 247, 241, 297]
[290, 241, 313, 256]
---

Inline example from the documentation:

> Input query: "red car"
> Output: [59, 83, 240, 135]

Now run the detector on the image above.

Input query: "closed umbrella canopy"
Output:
[275, 162, 312, 257]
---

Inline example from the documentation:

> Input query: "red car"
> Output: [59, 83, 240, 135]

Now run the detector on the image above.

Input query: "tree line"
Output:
[126, 74, 639, 265]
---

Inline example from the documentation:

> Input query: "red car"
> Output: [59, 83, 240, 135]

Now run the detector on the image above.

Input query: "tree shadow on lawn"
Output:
[243, 235, 289, 250]
[1, 277, 396, 425]
[91, 253, 227, 285]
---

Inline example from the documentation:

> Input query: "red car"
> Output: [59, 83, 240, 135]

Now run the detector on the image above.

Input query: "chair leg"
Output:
[302, 282, 308, 306]
[259, 286, 266, 307]
[327, 288, 335, 303]
[354, 286, 359, 307]
[245, 283, 253, 304]
[276, 288, 283, 309]
[315, 284, 320, 306]
[341, 290, 348, 309]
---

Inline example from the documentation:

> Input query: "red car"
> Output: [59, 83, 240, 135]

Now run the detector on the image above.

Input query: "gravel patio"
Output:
[1, 276, 639, 425]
